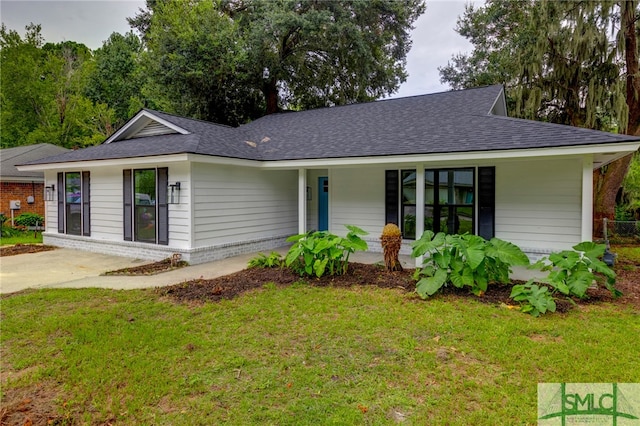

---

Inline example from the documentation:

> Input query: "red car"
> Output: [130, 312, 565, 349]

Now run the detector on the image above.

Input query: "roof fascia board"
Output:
[104, 110, 190, 144]
[0, 176, 44, 182]
[260, 141, 640, 170]
[17, 153, 192, 171]
[16, 141, 640, 172]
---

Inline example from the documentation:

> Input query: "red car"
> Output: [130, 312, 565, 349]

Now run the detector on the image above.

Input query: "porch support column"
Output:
[581, 156, 593, 241]
[298, 168, 307, 235]
[415, 165, 425, 267]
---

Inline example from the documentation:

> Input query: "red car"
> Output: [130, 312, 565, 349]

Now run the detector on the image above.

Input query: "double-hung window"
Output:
[57, 171, 90, 236]
[123, 168, 169, 245]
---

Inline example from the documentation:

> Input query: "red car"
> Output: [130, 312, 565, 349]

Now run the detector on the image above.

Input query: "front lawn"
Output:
[0, 230, 43, 246]
[2, 284, 638, 425]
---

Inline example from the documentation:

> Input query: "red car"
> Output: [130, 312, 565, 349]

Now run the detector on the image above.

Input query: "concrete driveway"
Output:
[0, 248, 259, 294]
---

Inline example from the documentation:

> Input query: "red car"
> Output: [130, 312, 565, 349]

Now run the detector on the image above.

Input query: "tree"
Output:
[0, 24, 118, 148]
[440, 0, 640, 236]
[85, 32, 145, 126]
[129, 0, 425, 124]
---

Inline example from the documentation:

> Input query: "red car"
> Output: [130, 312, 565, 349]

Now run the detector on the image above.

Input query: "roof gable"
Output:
[104, 110, 190, 143]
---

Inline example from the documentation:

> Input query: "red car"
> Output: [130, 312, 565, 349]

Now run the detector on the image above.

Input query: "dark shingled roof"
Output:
[21, 85, 640, 165]
[1, 144, 69, 178]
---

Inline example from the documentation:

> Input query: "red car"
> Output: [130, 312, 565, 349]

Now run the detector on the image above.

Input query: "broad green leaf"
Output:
[411, 230, 436, 257]
[463, 235, 486, 270]
[415, 269, 448, 298]
[573, 241, 605, 260]
[486, 238, 530, 266]
[433, 251, 452, 269]
[286, 233, 306, 242]
[589, 259, 616, 279]
[345, 224, 368, 236]
[313, 258, 328, 277]
[450, 265, 474, 288]
[566, 270, 593, 298]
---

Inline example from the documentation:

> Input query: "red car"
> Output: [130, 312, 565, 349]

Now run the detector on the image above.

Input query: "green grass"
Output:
[2, 285, 638, 425]
[613, 244, 640, 264]
[0, 229, 43, 245]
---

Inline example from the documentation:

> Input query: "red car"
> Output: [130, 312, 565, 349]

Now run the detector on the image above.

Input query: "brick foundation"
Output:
[43, 233, 291, 265]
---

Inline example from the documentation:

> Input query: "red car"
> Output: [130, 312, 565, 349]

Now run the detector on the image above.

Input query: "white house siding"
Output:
[42, 162, 192, 260]
[192, 163, 298, 249]
[44, 171, 58, 233]
[495, 158, 583, 254]
[330, 167, 386, 237]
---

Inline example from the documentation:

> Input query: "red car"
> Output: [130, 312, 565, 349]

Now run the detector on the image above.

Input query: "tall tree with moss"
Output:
[128, 0, 425, 125]
[440, 0, 640, 236]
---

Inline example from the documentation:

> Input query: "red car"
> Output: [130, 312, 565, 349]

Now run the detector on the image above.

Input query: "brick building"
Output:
[1, 144, 68, 224]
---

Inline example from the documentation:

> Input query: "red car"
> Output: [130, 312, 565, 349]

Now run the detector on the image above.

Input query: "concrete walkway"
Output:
[0, 247, 414, 294]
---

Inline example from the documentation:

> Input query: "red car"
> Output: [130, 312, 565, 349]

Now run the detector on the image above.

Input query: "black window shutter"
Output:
[123, 170, 132, 241]
[82, 171, 91, 236]
[477, 167, 495, 240]
[157, 167, 169, 245]
[385, 170, 399, 225]
[57, 172, 64, 233]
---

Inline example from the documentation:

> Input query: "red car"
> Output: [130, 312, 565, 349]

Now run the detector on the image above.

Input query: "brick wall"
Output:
[0, 181, 45, 221]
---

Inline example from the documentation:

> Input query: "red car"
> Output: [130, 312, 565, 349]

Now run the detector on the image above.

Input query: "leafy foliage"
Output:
[14, 213, 45, 227]
[248, 252, 284, 269]
[411, 231, 530, 298]
[509, 283, 556, 317]
[285, 225, 368, 277]
[0, 24, 119, 148]
[532, 242, 619, 299]
[130, 0, 426, 123]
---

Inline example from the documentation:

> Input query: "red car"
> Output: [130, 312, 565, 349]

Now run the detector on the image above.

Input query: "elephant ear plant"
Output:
[285, 225, 368, 278]
[411, 231, 530, 298]
[511, 241, 619, 317]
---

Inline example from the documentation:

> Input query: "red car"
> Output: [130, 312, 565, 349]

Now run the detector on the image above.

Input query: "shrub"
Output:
[411, 231, 530, 298]
[285, 225, 368, 277]
[380, 223, 403, 272]
[248, 252, 283, 269]
[509, 283, 557, 317]
[14, 213, 44, 227]
[532, 241, 619, 299]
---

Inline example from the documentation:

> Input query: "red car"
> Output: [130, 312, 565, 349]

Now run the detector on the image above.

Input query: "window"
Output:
[385, 167, 495, 239]
[123, 168, 168, 245]
[57, 172, 90, 236]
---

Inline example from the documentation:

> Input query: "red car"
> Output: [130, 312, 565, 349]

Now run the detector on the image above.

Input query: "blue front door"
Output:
[318, 176, 328, 231]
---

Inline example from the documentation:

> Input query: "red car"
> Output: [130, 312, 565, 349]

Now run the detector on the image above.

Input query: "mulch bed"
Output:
[0, 244, 56, 257]
[102, 258, 189, 276]
[158, 262, 640, 311]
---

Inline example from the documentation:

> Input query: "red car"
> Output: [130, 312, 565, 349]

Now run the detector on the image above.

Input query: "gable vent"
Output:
[131, 121, 179, 138]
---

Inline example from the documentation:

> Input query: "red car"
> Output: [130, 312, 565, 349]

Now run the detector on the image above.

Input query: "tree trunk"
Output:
[263, 77, 279, 115]
[592, 1, 639, 239]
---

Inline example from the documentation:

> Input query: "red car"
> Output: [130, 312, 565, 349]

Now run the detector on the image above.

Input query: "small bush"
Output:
[531, 241, 619, 299]
[285, 225, 368, 277]
[14, 213, 44, 227]
[248, 252, 283, 269]
[509, 283, 556, 317]
[411, 231, 530, 298]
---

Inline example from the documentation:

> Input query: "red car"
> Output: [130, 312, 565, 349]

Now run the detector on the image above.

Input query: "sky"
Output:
[0, 0, 477, 98]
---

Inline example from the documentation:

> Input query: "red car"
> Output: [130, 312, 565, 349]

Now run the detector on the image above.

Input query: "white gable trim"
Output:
[104, 110, 190, 144]
[489, 86, 508, 116]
